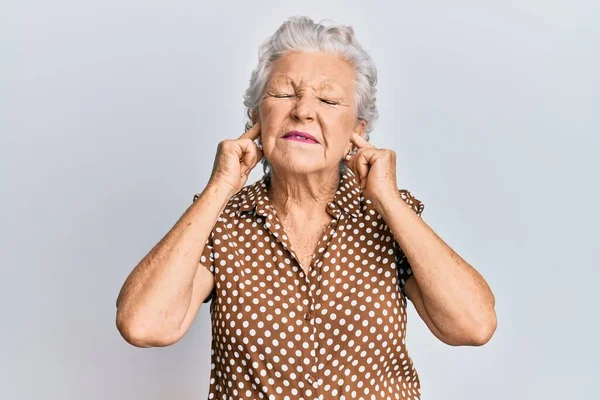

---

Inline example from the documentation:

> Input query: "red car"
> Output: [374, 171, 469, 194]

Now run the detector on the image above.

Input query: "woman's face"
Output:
[257, 51, 366, 175]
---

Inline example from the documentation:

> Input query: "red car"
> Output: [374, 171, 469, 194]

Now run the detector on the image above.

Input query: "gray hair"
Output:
[242, 16, 379, 176]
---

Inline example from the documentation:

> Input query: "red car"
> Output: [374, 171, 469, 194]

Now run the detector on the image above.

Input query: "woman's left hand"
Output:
[343, 132, 399, 205]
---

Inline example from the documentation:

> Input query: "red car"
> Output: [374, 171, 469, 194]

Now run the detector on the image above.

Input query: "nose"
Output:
[290, 94, 316, 123]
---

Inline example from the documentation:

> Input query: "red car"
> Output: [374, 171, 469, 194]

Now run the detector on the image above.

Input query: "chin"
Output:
[271, 158, 323, 175]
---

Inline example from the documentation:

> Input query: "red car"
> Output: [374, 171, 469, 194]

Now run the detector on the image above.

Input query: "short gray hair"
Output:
[243, 16, 379, 176]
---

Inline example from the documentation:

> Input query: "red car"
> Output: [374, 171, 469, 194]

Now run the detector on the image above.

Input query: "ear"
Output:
[346, 119, 367, 153]
[354, 118, 367, 138]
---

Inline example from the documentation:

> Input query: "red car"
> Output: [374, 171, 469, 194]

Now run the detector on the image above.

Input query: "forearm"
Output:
[375, 191, 496, 342]
[116, 181, 233, 343]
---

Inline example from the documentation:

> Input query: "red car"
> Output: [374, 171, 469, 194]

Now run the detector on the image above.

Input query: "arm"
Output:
[115, 182, 232, 348]
[343, 132, 496, 346]
[376, 191, 497, 346]
[115, 123, 263, 348]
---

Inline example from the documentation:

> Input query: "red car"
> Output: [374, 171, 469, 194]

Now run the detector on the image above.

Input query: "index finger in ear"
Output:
[239, 122, 261, 140]
[350, 132, 376, 149]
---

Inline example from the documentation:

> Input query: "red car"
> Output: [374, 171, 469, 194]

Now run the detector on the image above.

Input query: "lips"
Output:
[282, 131, 319, 144]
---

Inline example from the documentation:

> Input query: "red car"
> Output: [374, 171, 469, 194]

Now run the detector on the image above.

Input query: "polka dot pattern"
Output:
[198, 170, 425, 399]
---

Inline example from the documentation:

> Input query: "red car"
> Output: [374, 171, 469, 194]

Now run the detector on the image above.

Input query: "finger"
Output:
[239, 122, 261, 141]
[356, 152, 372, 188]
[239, 139, 264, 176]
[344, 147, 376, 166]
[344, 149, 373, 188]
[349, 132, 376, 149]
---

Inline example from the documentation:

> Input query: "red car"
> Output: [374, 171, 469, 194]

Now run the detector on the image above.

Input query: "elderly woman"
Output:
[116, 16, 496, 400]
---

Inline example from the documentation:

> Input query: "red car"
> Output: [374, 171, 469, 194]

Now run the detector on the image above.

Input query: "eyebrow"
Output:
[270, 76, 345, 93]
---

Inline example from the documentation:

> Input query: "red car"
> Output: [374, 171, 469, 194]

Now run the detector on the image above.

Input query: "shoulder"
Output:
[217, 179, 264, 224]
[358, 188, 424, 221]
[359, 188, 424, 218]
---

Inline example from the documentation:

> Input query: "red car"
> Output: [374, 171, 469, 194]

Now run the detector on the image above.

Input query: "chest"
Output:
[210, 212, 412, 391]
[278, 215, 335, 273]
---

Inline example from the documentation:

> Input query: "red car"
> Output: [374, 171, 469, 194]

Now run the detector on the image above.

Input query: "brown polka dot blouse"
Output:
[198, 170, 425, 400]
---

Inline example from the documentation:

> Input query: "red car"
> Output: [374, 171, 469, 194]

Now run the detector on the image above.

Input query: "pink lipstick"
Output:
[282, 131, 319, 144]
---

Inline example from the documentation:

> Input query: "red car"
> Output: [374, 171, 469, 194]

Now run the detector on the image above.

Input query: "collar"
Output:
[234, 169, 364, 219]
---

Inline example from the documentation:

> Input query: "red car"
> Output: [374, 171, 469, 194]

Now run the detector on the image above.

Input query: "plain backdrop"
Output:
[2, 1, 599, 399]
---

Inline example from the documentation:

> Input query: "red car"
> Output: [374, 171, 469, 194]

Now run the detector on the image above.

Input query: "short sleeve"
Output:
[200, 234, 215, 274]
[396, 251, 414, 298]
[398, 189, 425, 217]
[394, 189, 425, 298]
[199, 234, 216, 303]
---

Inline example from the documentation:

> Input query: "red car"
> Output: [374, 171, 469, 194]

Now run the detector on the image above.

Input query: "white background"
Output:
[2, 0, 598, 398]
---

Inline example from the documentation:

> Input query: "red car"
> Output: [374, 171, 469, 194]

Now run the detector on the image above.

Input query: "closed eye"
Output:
[320, 98, 339, 105]
[272, 94, 339, 105]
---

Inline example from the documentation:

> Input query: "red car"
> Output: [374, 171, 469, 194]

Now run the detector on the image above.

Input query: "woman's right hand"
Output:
[208, 122, 264, 195]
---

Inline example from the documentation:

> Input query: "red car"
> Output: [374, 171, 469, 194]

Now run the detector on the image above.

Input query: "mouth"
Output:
[281, 130, 319, 144]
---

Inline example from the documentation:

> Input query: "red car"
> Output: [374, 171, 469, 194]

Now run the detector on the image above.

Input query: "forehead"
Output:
[269, 51, 355, 93]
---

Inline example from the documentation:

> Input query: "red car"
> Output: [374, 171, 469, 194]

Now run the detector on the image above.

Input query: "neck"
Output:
[267, 168, 341, 219]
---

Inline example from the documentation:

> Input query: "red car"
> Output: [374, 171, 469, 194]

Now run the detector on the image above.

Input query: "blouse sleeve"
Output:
[394, 189, 425, 299]
[200, 234, 216, 303]
[194, 193, 217, 304]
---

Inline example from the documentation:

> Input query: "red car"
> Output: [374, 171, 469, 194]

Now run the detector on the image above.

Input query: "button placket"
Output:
[263, 204, 321, 396]
[303, 212, 343, 397]
[260, 194, 353, 399]
[303, 266, 318, 395]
